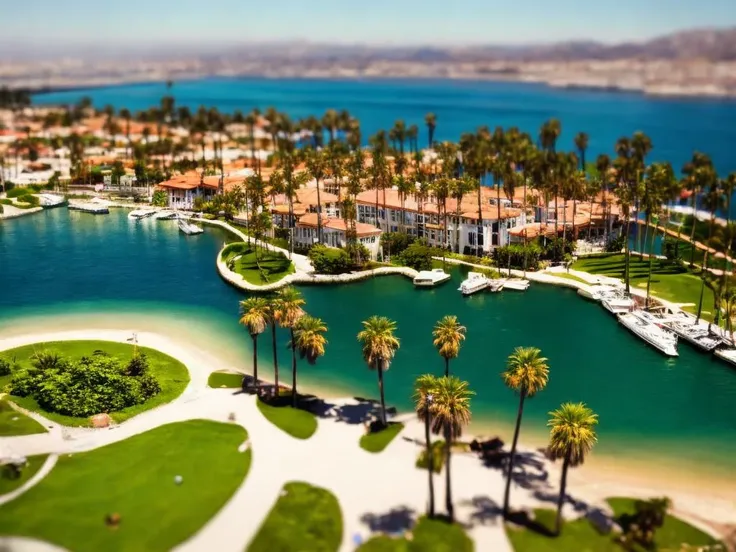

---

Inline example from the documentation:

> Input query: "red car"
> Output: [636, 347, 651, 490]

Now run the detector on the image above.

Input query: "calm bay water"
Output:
[34, 78, 736, 217]
[1, 209, 735, 484]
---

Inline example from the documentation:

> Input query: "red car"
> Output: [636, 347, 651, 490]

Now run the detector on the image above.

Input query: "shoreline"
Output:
[1, 325, 735, 525]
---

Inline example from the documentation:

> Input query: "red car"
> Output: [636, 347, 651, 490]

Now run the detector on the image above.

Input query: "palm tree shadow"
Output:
[460, 495, 503, 527]
[506, 510, 556, 537]
[360, 506, 417, 535]
[297, 395, 397, 425]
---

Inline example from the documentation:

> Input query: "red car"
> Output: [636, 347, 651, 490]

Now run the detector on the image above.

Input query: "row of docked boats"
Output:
[410, 268, 531, 294]
[578, 281, 735, 363]
[128, 208, 203, 235]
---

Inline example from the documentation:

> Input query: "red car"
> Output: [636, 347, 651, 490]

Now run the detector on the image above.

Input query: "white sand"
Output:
[0, 330, 732, 552]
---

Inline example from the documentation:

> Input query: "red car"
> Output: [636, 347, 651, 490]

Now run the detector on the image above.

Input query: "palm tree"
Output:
[265, 297, 281, 394]
[501, 347, 550, 518]
[595, 154, 612, 244]
[547, 402, 599, 535]
[432, 316, 466, 377]
[425, 113, 437, 149]
[306, 148, 327, 243]
[357, 316, 400, 427]
[239, 297, 269, 391]
[273, 287, 306, 407]
[643, 163, 675, 307]
[414, 373, 440, 518]
[292, 315, 328, 396]
[430, 376, 474, 522]
[574, 132, 589, 174]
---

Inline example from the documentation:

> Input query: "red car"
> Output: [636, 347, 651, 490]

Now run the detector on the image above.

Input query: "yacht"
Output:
[68, 202, 109, 214]
[458, 272, 489, 296]
[413, 268, 451, 287]
[618, 311, 679, 357]
[153, 210, 176, 220]
[714, 348, 736, 368]
[577, 284, 622, 302]
[38, 193, 66, 208]
[128, 209, 156, 220]
[178, 219, 204, 235]
[487, 279, 506, 293]
[663, 320, 724, 352]
[602, 295, 636, 315]
[503, 279, 530, 291]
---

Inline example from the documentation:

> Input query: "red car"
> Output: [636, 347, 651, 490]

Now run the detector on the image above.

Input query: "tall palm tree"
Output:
[501, 347, 550, 518]
[574, 132, 589, 174]
[547, 402, 599, 535]
[414, 373, 440, 518]
[357, 316, 400, 427]
[432, 316, 466, 377]
[273, 287, 306, 407]
[430, 376, 474, 522]
[425, 113, 437, 149]
[239, 297, 269, 391]
[266, 297, 281, 394]
[306, 148, 327, 242]
[643, 163, 675, 307]
[292, 315, 328, 396]
[595, 154, 612, 244]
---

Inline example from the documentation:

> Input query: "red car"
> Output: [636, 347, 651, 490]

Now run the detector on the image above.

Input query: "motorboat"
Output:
[663, 320, 724, 352]
[153, 210, 176, 220]
[458, 272, 489, 296]
[68, 202, 109, 214]
[488, 279, 506, 293]
[178, 219, 204, 235]
[577, 284, 622, 302]
[413, 268, 451, 287]
[714, 348, 736, 368]
[503, 279, 530, 291]
[618, 311, 679, 357]
[38, 193, 66, 208]
[602, 295, 636, 315]
[128, 209, 156, 220]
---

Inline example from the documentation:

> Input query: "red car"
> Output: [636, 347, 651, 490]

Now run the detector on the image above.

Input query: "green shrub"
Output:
[606, 234, 626, 253]
[492, 243, 542, 270]
[9, 351, 161, 417]
[399, 241, 433, 271]
[0, 358, 11, 377]
[380, 232, 415, 257]
[541, 237, 575, 260]
[6, 188, 28, 198]
[151, 189, 168, 207]
[308, 244, 350, 274]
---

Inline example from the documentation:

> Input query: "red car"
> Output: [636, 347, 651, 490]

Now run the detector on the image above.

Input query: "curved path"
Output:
[0, 330, 730, 552]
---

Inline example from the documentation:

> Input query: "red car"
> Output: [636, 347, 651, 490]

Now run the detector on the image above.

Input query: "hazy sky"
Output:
[4, 0, 736, 48]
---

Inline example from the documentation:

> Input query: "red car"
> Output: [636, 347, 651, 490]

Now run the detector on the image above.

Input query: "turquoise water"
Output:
[1, 209, 735, 483]
[34, 78, 736, 218]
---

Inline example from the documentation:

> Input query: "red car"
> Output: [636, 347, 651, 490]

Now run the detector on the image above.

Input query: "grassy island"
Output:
[256, 398, 318, 440]
[222, 243, 295, 285]
[359, 422, 405, 453]
[357, 516, 474, 551]
[207, 370, 244, 388]
[0, 420, 250, 551]
[0, 398, 47, 436]
[0, 340, 189, 426]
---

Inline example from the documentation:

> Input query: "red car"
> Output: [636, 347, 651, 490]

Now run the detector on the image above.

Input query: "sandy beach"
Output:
[0, 326, 733, 552]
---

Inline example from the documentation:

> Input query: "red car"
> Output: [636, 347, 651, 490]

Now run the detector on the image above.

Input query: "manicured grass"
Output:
[607, 497, 720, 550]
[0, 420, 250, 552]
[546, 271, 590, 285]
[223, 243, 295, 285]
[360, 422, 405, 453]
[207, 371, 244, 388]
[1, 340, 190, 426]
[357, 516, 474, 551]
[256, 399, 318, 440]
[504, 498, 721, 552]
[571, 254, 716, 319]
[247, 481, 342, 552]
[0, 455, 48, 496]
[0, 397, 47, 436]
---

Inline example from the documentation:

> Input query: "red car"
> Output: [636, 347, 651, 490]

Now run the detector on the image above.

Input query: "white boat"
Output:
[413, 268, 451, 287]
[618, 312, 679, 357]
[503, 279, 530, 291]
[577, 284, 622, 301]
[68, 202, 109, 214]
[38, 193, 66, 208]
[488, 279, 506, 293]
[153, 210, 176, 220]
[602, 295, 636, 315]
[663, 321, 724, 352]
[178, 219, 204, 235]
[714, 348, 736, 368]
[128, 209, 156, 220]
[458, 272, 489, 296]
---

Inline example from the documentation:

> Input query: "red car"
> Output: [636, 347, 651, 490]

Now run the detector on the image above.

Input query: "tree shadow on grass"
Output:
[361, 506, 417, 535]
[297, 395, 397, 425]
[460, 495, 503, 527]
[506, 510, 557, 537]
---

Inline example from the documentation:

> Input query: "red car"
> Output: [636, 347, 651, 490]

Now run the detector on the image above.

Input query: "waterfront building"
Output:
[294, 213, 382, 259]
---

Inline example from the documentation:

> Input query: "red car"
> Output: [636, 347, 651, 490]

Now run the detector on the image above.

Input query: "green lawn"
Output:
[1, 340, 190, 426]
[357, 516, 474, 551]
[505, 498, 721, 552]
[0, 397, 47, 436]
[360, 423, 405, 453]
[0, 455, 48, 496]
[0, 420, 250, 552]
[256, 399, 318, 439]
[247, 481, 342, 552]
[571, 254, 716, 319]
[545, 271, 590, 285]
[223, 243, 295, 285]
[207, 371, 244, 388]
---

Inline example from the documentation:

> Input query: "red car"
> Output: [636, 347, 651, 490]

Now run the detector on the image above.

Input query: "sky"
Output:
[3, 0, 736, 52]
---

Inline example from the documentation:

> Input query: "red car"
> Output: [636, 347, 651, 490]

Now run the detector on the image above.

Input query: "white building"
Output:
[295, 213, 382, 260]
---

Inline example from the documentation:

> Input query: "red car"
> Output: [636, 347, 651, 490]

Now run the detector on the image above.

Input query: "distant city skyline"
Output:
[3, 0, 736, 55]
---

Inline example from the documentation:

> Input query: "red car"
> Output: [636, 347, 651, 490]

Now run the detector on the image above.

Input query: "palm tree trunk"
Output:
[477, 178, 484, 256]
[290, 329, 298, 408]
[555, 454, 571, 536]
[689, 197, 698, 267]
[271, 323, 279, 393]
[645, 214, 655, 308]
[572, 198, 577, 241]
[444, 422, 454, 522]
[316, 177, 323, 243]
[624, 216, 631, 295]
[425, 404, 435, 518]
[496, 177, 502, 248]
[252, 334, 259, 391]
[503, 389, 526, 518]
[696, 252, 709, 324]
[377, 358, 387, 427]
[444, 357, 450, 378]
